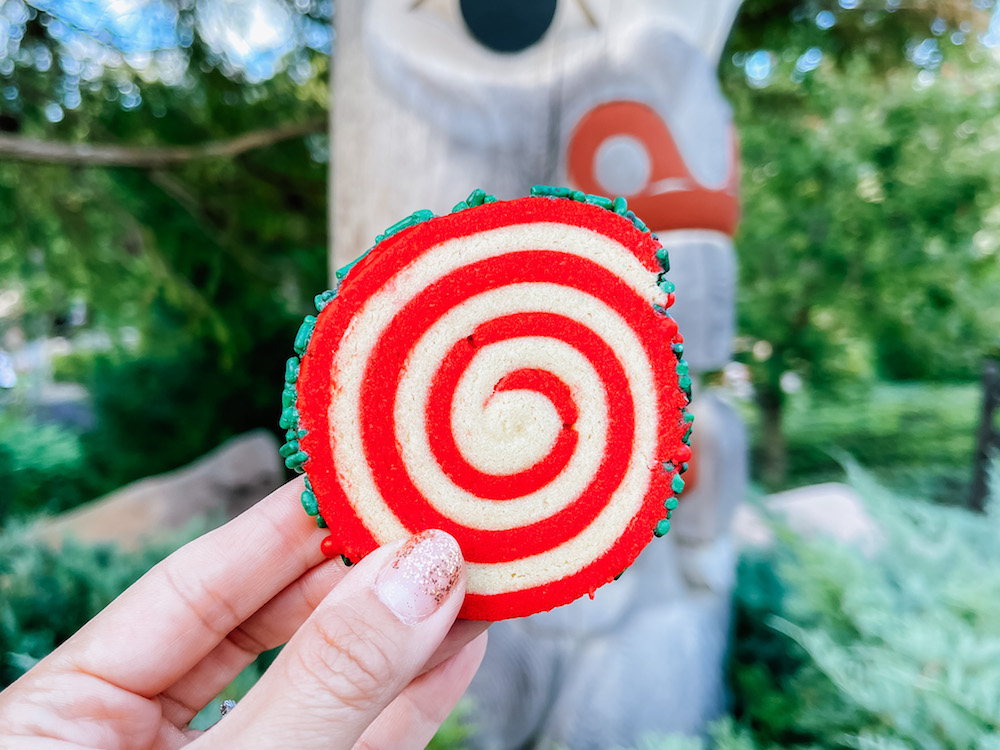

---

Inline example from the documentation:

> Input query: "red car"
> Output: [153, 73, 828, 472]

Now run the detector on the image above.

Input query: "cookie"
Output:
[280, 187, 691, 620]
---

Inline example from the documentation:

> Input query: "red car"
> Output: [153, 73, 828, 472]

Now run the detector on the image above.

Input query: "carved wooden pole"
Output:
[330, 2, 744, 746]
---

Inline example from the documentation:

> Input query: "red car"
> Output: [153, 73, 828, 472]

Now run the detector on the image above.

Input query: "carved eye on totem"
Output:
[457, 0, 558, 53]
[410, 0, 599, 55]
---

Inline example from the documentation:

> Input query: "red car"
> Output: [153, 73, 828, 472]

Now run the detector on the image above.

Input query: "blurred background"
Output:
[1, 0, 1000, 747]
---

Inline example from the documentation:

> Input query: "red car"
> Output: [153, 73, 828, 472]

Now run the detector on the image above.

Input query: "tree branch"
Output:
[0, 117, 326, 167]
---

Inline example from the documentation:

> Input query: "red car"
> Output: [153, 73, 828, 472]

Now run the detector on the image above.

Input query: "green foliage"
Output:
[0, 522, 202, 689]
[0, 1, 329, 520]
[51, 349, 98, 383]
[730, 463, 1000, 748]
[78, 313, 297, 495]
[730, 55, 1000, 386]
[0, 413, 90, 518]
[1, 307, 299, 521]
[723, 2, 1000, 483]
[0, 1, 330, 339]
[739, 381, 979, 499]
[427, 701, 479, 750]
[612, 719, 761, 750]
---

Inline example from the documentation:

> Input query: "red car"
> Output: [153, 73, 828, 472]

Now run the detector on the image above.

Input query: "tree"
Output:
[0, 0, 332, 509]
[722, 0, 1000, 485]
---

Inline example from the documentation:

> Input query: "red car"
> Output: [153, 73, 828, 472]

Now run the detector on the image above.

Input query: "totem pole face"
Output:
[354, 0, 740, 373]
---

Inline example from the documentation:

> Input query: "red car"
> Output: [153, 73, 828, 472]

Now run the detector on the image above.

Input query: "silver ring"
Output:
[220, 699, 236, 717]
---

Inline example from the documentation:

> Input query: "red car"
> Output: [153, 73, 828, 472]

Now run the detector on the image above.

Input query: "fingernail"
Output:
[376, 530, 463, 625]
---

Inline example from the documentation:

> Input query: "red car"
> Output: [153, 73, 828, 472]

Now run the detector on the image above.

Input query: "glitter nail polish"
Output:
[376, 530, 463, 624]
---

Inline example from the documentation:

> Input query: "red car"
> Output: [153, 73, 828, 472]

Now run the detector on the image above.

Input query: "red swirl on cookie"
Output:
[296, 196, 687, 620]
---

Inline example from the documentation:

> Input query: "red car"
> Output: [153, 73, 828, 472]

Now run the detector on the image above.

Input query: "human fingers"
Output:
[353, 631, 488, 750]
[160, 555, 350, 726]
[43, 477, 328, 697]
[162, 563, 487, 727]
[195, 530, 466, 750]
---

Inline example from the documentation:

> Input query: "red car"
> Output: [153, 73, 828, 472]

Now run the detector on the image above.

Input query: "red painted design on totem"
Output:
[567, 100, 740, 236]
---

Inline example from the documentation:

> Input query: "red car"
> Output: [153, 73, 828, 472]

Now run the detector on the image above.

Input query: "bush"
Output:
[51, 349, 98, 384]
[740, 382, 980, 501]
[0, 414, 91, 519]
[80, 326, 294, 497]
[730, 462, 1000, 748]
[0, 522, 203, 689]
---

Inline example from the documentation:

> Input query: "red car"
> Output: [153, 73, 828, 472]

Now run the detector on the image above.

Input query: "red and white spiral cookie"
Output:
[280, 188, 691, 621]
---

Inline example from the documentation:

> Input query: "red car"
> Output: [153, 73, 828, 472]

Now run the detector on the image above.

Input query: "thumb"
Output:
[201, 530, 466, 750]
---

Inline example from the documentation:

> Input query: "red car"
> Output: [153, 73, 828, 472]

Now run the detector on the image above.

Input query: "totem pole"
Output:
[330, 1, 746, 745]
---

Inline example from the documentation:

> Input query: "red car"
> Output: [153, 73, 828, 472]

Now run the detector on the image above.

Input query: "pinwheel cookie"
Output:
[279, 186, 692, 621]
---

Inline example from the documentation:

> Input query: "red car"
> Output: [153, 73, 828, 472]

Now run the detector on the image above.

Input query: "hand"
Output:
[0, 478, 488, 749]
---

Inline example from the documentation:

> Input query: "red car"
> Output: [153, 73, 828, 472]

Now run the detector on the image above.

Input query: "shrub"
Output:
[730, 462, 1000, 748]
[0, 522, 202, 689]
[0, 414, 90, 519]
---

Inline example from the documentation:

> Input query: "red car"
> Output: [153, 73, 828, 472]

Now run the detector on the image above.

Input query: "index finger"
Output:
[45, 477, 330, 697]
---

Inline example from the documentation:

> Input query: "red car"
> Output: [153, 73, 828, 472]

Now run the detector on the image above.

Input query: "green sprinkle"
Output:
[530, 185, 574, 198]
[300, 489, 318, 516]
[625, 210, 649, 233]
[335, 250, 371, 280]
[654, 519, 671, 537]
[683, 427, 693, 444]
[614, 569, 626, 581]
[679, 374, 692, 391]
[684, 411, 695, 423]
[284, 357, 299, 384]
[451, 200, 469, 213]
[672, 343, 684, 355]
[314, 289, 337, 311]
[284, 450, 309, 471]
[655, 246, 670, 272]
[527, 186, 653, 236]
[281, 384, 297, 409]
[380, 216, 414, 237]
[380, 209, 434, 241]
[341, 554, 354, 567]
[671, 475, 686, 494]
[467, 188, 486, 206]
[304, 474, 313, 491]
[680, 462, 689, 474]
[278, 406, 298, 429]
[666, 497, 679, 510]
[658, 278, 676, 294]
[285, 427, 306, 443]
[279, 440, 299, 458]
[585, 194, 614, 211]
[317, 515, 328, 529]
[676, 361, 689, 376]
[293, 315, 317, 355]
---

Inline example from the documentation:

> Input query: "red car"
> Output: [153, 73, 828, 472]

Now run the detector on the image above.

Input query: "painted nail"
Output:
[376, 530, 463, 625]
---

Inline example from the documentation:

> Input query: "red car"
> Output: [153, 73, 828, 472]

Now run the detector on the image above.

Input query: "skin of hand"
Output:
[0, 478, 489, 750]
